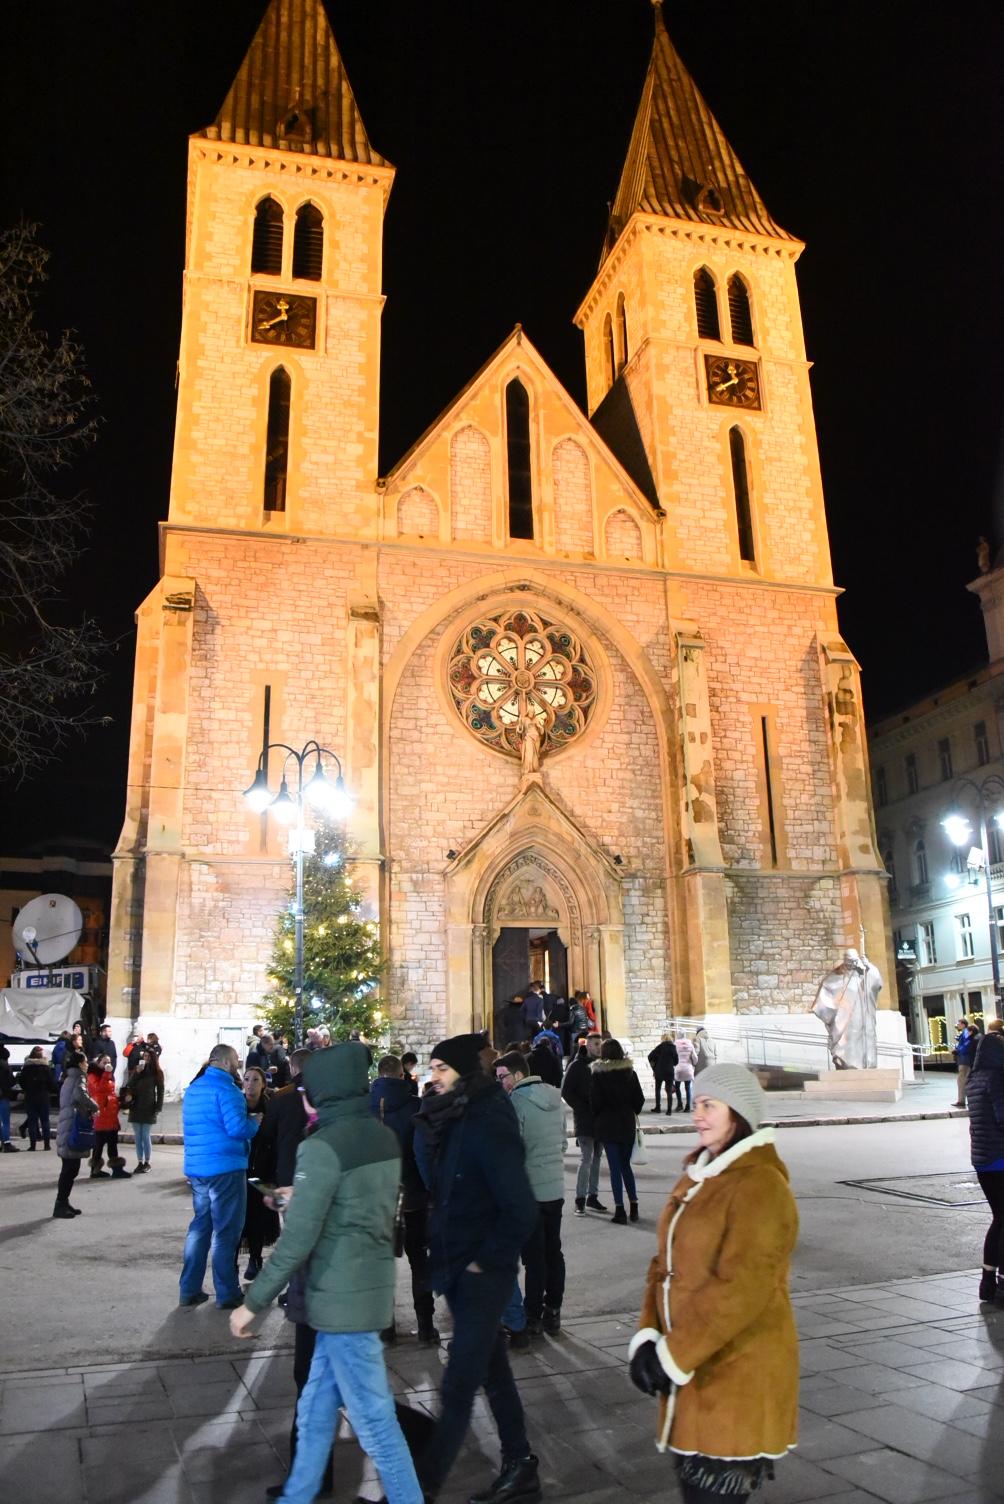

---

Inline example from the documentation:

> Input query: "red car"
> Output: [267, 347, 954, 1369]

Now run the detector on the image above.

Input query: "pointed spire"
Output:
[200, 0, 388, 167]
[603, 5, 792, 258]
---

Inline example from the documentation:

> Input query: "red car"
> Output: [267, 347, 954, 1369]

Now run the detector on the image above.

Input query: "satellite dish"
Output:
[13, 894, 83, 966]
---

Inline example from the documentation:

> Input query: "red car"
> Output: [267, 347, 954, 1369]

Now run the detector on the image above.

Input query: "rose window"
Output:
[448, 607, 596, 757]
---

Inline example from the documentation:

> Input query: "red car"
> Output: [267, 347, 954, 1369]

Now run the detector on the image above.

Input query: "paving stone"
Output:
[821, 1448, 962, 1503]
[829, 1403, 954, 1464]
[823, 1363, 929, 1397]
[0, 1381, 87, 1434]
[751, 1452, 849, 1500]
[799, 1340, 883, 1375]
[794, 1409, 880, 1462]
[0, 1434, 85, 1504]
[883, 1382, 993, 1422]
[900, 1357, 1001, 1390]
[828, 1338, 948, 1370]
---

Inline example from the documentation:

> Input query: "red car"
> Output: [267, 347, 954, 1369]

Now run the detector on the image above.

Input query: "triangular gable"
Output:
[444, 778, 622, 884]
[383, 325, 659, 517]
[199, 0, 388, 167]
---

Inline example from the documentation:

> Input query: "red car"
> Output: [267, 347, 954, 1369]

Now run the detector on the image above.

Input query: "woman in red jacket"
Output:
[87, 1056, 131, 1180]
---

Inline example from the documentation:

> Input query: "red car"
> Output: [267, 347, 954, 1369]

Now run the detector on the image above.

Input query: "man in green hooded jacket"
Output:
[230, 1042, 422, 1504]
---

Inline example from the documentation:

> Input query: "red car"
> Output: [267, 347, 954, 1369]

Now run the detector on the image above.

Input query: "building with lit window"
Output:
[869, 563, 1004, 1046]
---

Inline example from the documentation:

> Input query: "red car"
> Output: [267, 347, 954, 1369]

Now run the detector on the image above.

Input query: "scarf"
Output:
[414, 1070, 496, 1153]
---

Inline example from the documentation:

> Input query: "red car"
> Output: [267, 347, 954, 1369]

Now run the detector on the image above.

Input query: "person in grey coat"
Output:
[496, 1050, 567, 1335]
[54, 1052, 98, 1218]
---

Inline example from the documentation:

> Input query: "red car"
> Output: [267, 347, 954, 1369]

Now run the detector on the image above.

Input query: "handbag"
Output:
[68, 1110, 95, 1153]
[631, 1115, 648, 1165]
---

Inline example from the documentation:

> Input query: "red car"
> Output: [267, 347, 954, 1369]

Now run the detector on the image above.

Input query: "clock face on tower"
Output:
[250, 290, 317, 349]
[704, 354, 761, 410]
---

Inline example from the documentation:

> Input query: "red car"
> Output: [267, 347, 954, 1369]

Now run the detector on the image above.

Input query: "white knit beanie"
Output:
[692, 1063, 766, 1131]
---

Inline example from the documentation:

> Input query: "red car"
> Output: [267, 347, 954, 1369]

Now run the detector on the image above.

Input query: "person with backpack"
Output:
[53, 1050, 98, 1218]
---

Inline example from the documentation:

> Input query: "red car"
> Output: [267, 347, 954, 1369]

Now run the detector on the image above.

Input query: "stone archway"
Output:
[443, 782, 626, 1038]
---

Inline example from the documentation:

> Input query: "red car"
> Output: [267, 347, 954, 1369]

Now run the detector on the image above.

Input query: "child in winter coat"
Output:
[674, 1036, 697, 1111]
[87, 1056, 131, 1179]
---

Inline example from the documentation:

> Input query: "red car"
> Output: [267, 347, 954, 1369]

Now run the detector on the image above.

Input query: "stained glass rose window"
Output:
[448, 606, 596, 757]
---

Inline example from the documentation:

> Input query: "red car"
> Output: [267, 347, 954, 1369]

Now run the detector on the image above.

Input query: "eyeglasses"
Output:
[496, 1070, 512, 1080]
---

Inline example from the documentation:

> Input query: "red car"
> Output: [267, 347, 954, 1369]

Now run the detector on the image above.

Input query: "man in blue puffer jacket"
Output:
[179, 1043, 259, 1309]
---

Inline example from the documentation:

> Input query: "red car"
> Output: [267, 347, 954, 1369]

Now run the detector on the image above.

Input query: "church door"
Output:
[492, 929, 529, 1014]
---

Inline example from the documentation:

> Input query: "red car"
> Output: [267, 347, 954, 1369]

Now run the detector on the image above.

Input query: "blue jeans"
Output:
[280, 1330, 422, 1504]
[502, 1277, 526, 1333]
[132, 1123, 152, 1162]
[417, 1267, 529, 1497]
[0, 1100, 10, 1143]
[603, 1140, 637, 1207]
[180, 1170, 246, 1304]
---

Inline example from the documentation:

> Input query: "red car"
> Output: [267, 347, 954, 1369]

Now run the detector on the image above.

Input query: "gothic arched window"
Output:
[448, 606, 596, 758]
[251, 197, 284, 276]
[615, 293, 628, 375]
[915, 839, 929, 886]
[728, 274, 755, 346]
[263, 367, 291, 512]
[292, 203, 324, 281]
[602, 313, 615, 389]
[505, 379, 534, 540]
[729, 426, 755, 564]
[694, 267, 720, 340]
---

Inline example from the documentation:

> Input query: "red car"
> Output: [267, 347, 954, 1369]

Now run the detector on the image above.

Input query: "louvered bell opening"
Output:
[728, 276, 755, 347]
[694, 269, 720, 340]
[293, 206, 324, 281]
[252, 199, 284, 276]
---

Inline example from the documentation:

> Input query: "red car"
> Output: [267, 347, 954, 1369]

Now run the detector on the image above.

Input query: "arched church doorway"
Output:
[491, 927, 568, 1019]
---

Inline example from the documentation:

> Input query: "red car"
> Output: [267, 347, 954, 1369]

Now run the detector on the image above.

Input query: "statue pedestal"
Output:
[803, 1067, 903, 1103]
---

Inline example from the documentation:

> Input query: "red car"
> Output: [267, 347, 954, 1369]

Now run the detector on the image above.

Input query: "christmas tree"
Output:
[262, 817, 384, 1042]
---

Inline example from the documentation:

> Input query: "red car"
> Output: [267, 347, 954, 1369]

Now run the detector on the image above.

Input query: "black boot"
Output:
[468, 1453, 541, 1504]
[979, 1268, 999, 1303]
[52, 1203, 76, 1219]
[542, 1305, 561, 1333]
[380, 1322, 397, 1344]
[416, 1321, 440, 1345]
[629, 1201, 639, 1222]
[611, 1205, 628, 1225]
[2, 1141, 20, 1152]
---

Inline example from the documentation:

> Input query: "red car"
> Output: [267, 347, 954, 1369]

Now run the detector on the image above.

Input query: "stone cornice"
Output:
[574, 213, 803, 327]
[159, 520, 841, 599]
[189, 140, 395, 204]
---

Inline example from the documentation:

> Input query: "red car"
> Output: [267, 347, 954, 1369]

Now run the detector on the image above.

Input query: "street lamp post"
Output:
[243, 740, 351, 1046]
[941, 774, 1004, 1022]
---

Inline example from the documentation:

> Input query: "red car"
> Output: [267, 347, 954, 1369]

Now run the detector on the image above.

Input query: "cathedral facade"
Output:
[107, 0, 897, 1086]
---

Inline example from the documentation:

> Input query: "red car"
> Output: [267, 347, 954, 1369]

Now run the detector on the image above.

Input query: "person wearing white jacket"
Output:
[674, 1036, 697, 1111]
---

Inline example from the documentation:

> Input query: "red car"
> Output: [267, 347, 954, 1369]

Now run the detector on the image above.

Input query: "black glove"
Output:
[629, 1339, 671, 1397]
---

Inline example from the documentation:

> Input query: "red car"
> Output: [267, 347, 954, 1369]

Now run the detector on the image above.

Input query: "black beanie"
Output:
[431, 1034, 485, 1077]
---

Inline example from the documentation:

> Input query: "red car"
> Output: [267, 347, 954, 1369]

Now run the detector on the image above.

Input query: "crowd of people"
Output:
[4, 991, 1002, 1504]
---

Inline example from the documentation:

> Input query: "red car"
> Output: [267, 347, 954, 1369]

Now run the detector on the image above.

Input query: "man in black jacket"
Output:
[560, 1033, 607, 1216]
[414, 1034, 540, 1504]
[246, 1033, 290, 1089]
[370, 1055, 439, 1344]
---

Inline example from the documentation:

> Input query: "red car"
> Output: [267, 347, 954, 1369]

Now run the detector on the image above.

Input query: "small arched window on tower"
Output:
[727, 274, 755, 346]
[602, 313, 615, 389]
[694, 267, 721, 340]
[729, 426, 756, 564]
[614, 293, 628, 375]
[251, 197, 284, 276]
[292, 203, 324, 281]
[263, 367, 291, 513]
[505, 378, 534, 540]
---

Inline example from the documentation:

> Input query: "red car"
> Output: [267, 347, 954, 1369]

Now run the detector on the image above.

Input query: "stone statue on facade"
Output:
[517, 714, 543, 780]
[812, 947, 882, 1069]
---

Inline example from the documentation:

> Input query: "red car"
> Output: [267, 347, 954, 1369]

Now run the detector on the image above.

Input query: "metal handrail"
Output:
[662, 1015, 925, 1081]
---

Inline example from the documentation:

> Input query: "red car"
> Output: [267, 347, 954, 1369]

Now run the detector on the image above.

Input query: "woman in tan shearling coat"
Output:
[628, 1064, 798, 1503]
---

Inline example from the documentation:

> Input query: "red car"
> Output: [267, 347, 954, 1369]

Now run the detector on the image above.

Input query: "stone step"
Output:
[803, 1067, 902, 1103]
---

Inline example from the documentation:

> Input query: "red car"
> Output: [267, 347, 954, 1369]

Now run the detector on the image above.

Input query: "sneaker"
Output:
[2, 1141, 20, 1153]
[585, 1195, 608, 1213]
[179, 1292, 210, 1307]
[574, 1197, 585, 1216]
[542, 1306, 561, 1334]
[525, 1316, 544, 1336]
[216, 1297, 243, 1310]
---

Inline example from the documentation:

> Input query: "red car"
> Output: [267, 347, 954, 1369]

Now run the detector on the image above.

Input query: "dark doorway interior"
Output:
[491, 926, 568, 1019]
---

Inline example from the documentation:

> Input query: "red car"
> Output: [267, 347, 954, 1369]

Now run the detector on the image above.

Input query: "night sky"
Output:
[5, 0, 1003, 855]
